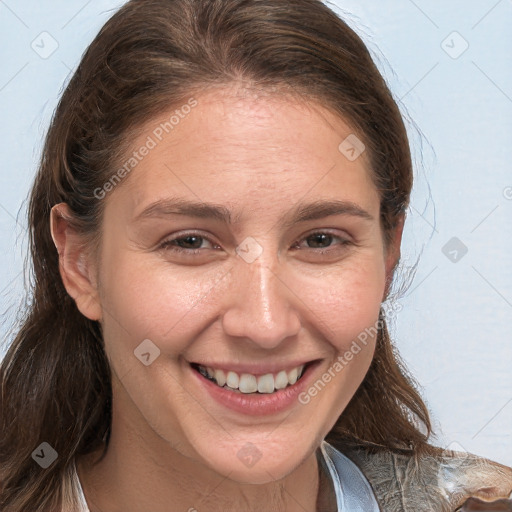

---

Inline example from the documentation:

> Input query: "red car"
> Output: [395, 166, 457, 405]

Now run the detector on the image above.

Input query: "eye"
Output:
[158, 232, 218, 255]
[290, 231, 353, 253]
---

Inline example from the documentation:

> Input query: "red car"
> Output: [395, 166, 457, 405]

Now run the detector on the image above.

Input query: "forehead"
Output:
[107, 87, 379, 222]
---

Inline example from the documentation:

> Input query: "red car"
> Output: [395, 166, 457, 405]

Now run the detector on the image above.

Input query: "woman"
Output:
[0, 0, 511, 510]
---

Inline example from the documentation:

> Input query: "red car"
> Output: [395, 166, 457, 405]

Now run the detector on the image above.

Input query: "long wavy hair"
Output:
[1, 0, 438, 510]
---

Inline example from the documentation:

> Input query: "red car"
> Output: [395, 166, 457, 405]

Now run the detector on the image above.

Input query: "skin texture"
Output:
[50, 85, 403, 512]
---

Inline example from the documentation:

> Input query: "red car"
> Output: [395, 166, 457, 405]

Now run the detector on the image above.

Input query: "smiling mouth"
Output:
[190, 361, 316, 394]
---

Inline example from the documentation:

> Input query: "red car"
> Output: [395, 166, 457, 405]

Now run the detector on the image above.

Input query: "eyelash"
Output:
[158, 230, 353, 256]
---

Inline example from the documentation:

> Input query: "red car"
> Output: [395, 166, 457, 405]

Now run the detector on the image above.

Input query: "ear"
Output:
[50, 203, 102, 322]
[383, 213, 405, 301]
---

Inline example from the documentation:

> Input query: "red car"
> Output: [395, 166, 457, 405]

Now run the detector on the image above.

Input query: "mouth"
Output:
[189, 361, 317, 394]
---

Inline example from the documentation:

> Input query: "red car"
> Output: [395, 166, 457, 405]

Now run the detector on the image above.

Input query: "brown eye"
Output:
[292, 231, 352, 253]
[306, 233, 335, 249]
[159, 232, 218, 255]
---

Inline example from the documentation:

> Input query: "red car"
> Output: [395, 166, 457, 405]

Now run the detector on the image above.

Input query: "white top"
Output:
[72, 440, 380, 511]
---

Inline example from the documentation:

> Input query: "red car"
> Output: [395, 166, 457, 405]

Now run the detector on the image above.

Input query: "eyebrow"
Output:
[132, 197, 375, 227]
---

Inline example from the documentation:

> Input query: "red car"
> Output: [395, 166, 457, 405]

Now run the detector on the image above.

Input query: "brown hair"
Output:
[0, 0, 438, 510]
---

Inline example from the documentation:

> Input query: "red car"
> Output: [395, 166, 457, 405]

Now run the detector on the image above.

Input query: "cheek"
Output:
[98, 249, 231, 350]
[292, 258, 386, 436]
[295, 254, 386, 350]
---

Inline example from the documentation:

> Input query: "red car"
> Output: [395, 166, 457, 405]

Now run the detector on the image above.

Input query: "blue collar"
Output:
[319, 440, 381, 511]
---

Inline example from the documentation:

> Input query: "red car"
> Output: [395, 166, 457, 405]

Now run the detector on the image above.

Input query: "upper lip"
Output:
[189, 359, 320, 376]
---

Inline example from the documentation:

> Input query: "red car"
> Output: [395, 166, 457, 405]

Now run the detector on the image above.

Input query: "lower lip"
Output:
[190, 361, 321, 416]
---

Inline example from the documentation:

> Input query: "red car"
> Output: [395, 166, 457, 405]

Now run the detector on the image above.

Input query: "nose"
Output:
[221, 253, 302, 350]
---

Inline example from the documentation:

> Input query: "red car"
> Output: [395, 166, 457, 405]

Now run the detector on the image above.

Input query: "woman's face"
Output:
[84, 86, 399, 483]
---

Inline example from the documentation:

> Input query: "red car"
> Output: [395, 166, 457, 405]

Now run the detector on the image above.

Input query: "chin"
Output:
[196, 439, 308, 484]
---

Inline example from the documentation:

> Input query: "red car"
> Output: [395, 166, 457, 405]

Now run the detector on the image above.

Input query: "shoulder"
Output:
[330, 441, 512, 512]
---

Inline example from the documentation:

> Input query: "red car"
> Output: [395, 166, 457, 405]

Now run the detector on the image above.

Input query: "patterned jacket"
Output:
[341, 443, 512, 511]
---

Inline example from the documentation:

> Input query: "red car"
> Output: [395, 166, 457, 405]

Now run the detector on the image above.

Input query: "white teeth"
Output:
[239, 374, 258, 393]
[287, 367, 298, 385]
[274, 370, 289, 390]
[214, 369, 226, 386]
[196, 363, 308, 393]
[226, 371, 239, 389]
[257, 373, 275, 394]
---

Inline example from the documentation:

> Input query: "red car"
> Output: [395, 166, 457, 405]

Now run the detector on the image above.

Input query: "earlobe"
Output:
[50, 203, 102, 321]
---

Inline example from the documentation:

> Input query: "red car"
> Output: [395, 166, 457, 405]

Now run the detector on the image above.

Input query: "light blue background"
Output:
[1, 1, 511, 466]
